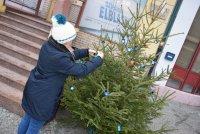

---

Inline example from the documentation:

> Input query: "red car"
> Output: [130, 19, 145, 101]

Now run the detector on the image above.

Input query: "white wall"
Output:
[153, 0, 200, 86]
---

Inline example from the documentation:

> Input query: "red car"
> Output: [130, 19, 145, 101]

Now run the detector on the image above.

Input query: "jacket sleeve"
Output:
[58, 55, 103, 77]
[73, 49, 89, 60]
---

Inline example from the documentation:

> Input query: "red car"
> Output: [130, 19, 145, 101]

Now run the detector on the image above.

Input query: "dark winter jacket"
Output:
[21, 36, 103, 122]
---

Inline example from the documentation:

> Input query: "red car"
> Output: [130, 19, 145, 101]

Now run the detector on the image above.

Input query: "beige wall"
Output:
[73, 30, 100, 49]
[0, 0, 6, 12]
[0, 0, 4, 5]
[145, 0, 176, 55]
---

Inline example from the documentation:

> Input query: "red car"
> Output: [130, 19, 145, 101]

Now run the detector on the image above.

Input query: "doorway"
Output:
[4, 0, 42, 16]
[166, 8, 200, 95]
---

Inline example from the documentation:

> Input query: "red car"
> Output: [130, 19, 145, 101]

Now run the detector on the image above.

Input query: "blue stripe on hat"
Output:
[58, 34, 77, 42]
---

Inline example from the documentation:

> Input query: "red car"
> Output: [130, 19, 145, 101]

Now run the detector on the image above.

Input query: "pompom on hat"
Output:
[49, 13, 77, 44]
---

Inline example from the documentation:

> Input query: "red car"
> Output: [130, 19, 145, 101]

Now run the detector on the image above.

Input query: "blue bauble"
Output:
[151, 61, 157, 65]
[70, 86, 75, 91]
[75, 60, 84, 64]
[126, 47, 139, 52]
[117, 124, 123, 132]
[104, 89, 110, 96]
[139, 64, 145, 68]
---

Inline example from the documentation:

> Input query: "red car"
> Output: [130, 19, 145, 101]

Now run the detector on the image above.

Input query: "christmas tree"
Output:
[61, 1, 172, 134]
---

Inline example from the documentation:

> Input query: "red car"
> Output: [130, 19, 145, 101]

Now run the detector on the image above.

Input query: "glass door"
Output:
[190, 51, 200, 94]
[181, 45, 200, 94]
[166, 39, 199, 93]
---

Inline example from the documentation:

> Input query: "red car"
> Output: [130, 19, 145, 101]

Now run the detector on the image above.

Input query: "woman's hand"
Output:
[89, 49, 97, 56]
[89, 49, 104, 59]
[97, 51, 104, 59]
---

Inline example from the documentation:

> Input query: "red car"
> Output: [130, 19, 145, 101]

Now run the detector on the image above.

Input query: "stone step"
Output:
[0, 14, 49, 37]
[0, 21, 46, 44]
[0, 30, 41, 54]
[0, 10, 51, 117]
[0, 52, 34, 77]
[0, 40, 38, 65]
[0, 65, 27, 91]
[0, 81, 24, 116]
[6, 10, 51, 31]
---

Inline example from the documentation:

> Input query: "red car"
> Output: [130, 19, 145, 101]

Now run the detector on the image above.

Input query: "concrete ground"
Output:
[151, 101, 200, 134]
[0, 100, 200, 134]
[0, 107, 87, 134]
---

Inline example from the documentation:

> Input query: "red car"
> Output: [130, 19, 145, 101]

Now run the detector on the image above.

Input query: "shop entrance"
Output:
[166, 8, 200, 95]
[3, 0, 42, 16]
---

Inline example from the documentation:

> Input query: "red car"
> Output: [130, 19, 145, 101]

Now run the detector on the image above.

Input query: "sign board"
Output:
[80, 0, 137, 32]
[165, 52, 175, 61]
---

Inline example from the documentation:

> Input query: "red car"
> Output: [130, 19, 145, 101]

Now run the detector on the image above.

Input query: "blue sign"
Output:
[165, 52, 175, 61]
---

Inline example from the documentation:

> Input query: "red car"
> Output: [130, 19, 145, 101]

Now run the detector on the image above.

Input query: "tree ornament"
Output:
[101, 40, 105, 44]
[122, 38, 126, 44]
[127, 60, 135, 67]
[139, 64, 145, 69]
[127, 48, 133, 52]
[126, 46, 139, 52]
[69, 86, 76, 91]
[87, 127, 95, 134]
[103, 89, 110, 96]
[151, 61, 157, 65]
[117, 124, 123, 133]
[105, 45, 110, 51]
[75, 60, 84, 64]
[117, 124, 122, 131]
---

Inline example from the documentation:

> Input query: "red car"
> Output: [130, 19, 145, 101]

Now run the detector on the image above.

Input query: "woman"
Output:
[17, 14, 104, 134]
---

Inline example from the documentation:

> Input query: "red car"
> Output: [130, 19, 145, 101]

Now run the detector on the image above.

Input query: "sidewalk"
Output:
[0, 107, 86, 134]
[151, 101, 200, 134]
[0, 100, 200, 134]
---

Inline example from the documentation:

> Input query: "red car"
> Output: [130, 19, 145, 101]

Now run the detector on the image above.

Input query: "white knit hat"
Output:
[49, 14, 77, 44]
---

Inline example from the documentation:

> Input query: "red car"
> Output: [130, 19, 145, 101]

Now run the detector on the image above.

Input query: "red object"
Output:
[171, 42, 200, 94]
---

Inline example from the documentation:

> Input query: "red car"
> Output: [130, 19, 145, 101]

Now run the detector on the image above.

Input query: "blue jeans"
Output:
[18, 113, 45, 134]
